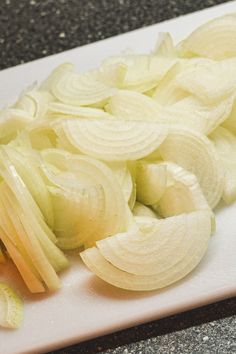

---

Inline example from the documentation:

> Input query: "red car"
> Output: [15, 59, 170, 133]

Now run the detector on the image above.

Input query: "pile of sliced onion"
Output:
[1, 13, 236, 328]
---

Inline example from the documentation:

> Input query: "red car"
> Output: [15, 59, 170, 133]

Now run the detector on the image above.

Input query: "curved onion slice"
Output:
[105, 161, 133, 203]
[5, 146, 54, 228]
[51, 68, 115, 107]
[102, 55, 175, 92]
[132, 202, 159, 219]
[158, 127, 224, 208]
[152, 62, 188, 105]
[136, 161, 167, 205]
[179, 14, 236, 60]
[162, 96, 233, 135]
[0, 109, 33, 144]
[15, 90, 53, 119]
[210, 127, 236, 204]
[41, 149, 128, 247]
[47, 102, 111, 120]
[106, 90, 163, 122]
[0, 283, 23, 328]
[176, 58, 236, 104]
[153, 162, 212, 218]
[54, 119, 168, 161]
[153, 32, 176, 57]
[0, 149, 69, 291]
[81, 211, 211, 290]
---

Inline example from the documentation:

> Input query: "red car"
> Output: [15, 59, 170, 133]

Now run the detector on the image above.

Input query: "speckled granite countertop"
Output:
[0, 1, 235, 353]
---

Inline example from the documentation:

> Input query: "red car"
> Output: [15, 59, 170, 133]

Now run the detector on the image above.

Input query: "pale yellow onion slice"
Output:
[0, 186, 46, 293]
[136, 161, 167, 205]
[106, 90, 164, 122]
[88, 62, 127, 88]
[210, 126, 236, 204]
[0, 182, 62, 292]
[0, 109, 33, 144]
[0, 149, 69, 290]
[179, 14, 236, 60]
[132, 202, 159, 219]
[102, 55, 175, 92]
[153, 162, 212, 218]
[158, 127, 224, 208]
[5, 146, 54, 228]
[52, 69, 115, 107]
[161, 95, 233, 135]
[105, 161, 133, 203]
[40, 62, 75, 91]
[176, 58, 236, 105]
[47, 102, 112, 120]
[15, 90, 53, 119]
[153, 32, 176, 57]
[53, 119, 168, 161]
[41, 149, 129, 245]
[152, 62, 189, 105]
[81, 211, 211, 290]
[48, 184, 107, 249]
[0, 282, 23, 328]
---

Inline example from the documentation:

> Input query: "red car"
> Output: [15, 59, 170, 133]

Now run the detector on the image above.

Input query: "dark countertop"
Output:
[0, 1, 235, 353]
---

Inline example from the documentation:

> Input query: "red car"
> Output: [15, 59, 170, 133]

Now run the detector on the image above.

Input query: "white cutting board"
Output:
[0, 2, 236, 354]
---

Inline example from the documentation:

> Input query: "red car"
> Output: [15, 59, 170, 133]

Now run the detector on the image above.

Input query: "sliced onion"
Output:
[51, 68, 115, 107]
[0, 282, 23, 328]
[179, 14, 236, 60]
[210, 126, 236, 204]
[106, 90, 164, 122]
[132, 202, 159, 219]
[81, 211, 211, 290]
[153, 162, 212, 217]
[54, 118, 168, 161]
[136, 161, 167, 205]
[158, 127, 224, 208]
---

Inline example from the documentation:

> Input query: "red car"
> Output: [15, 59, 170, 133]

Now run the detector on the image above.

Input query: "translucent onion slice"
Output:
[158, 127, 224, 208]
[152, 62, 189, 106]
[54, 118, 168, 161]
[102, 55, 175, 92]
[153, 162, 212, 218]
[15, 90, 53, 119]
[179, 14, 236, 60]
[0, 109, 33, 144]
[161, 95, 233, 135]
[210, 126, 236, 204]
[132, 202, 159, 219]
[51, 68, 115, 107]
[0, 282, 23, 328]
[48, 184, 106, 250]
[136, 161, 167, 205]
[176, 58, 236, 104]
[0, 149, 69, 290]
[47, 102, 112, 120]
[105, 161, 133, 203]
[0, 188, 45, 293]
[0, 183, 61, 292]
[5, 146, 54, 228]
[21, 120, 58, 151]
[153, 32, 176, 57]
[81, 211, 211, 290]
[41, 149, 128, 246]
[40, 62, 75, 91]
[106, 90, 164, 122]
